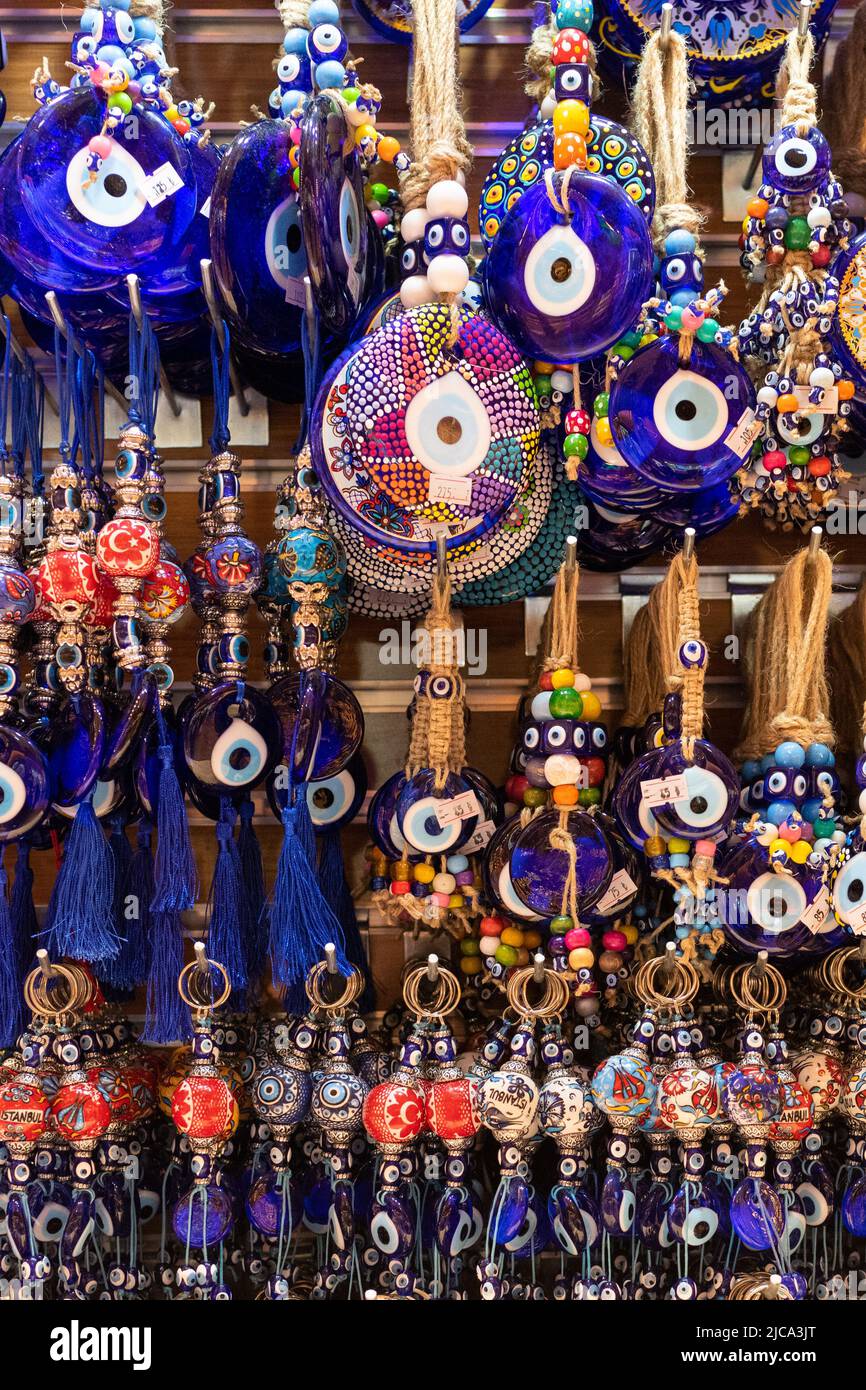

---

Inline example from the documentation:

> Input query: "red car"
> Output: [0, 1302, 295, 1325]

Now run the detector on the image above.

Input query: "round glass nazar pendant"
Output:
[482, 171, 654, 364]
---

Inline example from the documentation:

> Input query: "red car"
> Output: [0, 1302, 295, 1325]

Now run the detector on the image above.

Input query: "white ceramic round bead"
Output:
[809, 366, 835, 389]
[807, 206, 831, 228]
[572, 672, 591, 692]
[530, 691, 553, 722]
[425, 179, 469, 220]
[859, 788, 866, 813]
[757, 385, 778, 406]
[426, 254, 470, 295]
[544, 753, 582, 786]
[400, 208, 429, 243]
[550, 369, 572, 392]
[540, 91, 557, 118]
[479, 936, 499, 956]
[400, 275, 434, 308]
[432, 871, 457, 894]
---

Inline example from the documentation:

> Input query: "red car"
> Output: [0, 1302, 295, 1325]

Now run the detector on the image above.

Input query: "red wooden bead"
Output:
[363, 1080, 426, 1144]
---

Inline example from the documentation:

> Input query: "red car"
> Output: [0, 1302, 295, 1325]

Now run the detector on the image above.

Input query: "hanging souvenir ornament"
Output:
[482, 2, 653, 364]
[723, 535, 844, 957]
[737, 22, 855, 529]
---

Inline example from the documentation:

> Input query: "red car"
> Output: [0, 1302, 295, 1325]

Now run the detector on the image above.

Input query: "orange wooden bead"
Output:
[838, 379, 856, 400]
[747, 197, 769, 219]
[377, 135, 400, 163]
[553, 133, 586, 171]
[553, 785, 579, 806]
[776, 392, 799, 412]
[553, 99, 590, 138]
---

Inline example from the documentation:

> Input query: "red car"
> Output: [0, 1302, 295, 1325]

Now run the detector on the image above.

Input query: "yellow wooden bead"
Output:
[553, 99, 590, 138]
[414, 863, 435, 883]
[354, 122, 378, 147]
[501, 926, 525, 948]
[460, 956, 482, 975]
[551, 669, 575, 689]
[667, 838, 689, 854]
[788, 840, 811, 864]
[579, 691, 602, 719]
[622, 924, 639, 945]
[448, 893, 464, 908]
[769, 839, 790, 859]
[595, 417, 613, 447]
[568, 947, 595, 970]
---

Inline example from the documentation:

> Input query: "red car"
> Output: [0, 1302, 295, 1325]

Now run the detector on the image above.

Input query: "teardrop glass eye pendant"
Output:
[482, 173, 654, 364]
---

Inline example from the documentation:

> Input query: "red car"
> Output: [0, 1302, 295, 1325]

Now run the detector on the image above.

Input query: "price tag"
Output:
[144, 161, 185, 207]
[434, 791, 481, 826]
[639, 774, 689, 808]
[794, 383, 838, 414]
[800, 887, 831, 935]
[199, 195, 211, 218]
[848, 902, 866, 937]
[462, 819, 496, 853]
[428, 474, 473, 506]
[596, 870, 638, 915]
[725, 407, 764, 459]
[284, 276, 307, 309]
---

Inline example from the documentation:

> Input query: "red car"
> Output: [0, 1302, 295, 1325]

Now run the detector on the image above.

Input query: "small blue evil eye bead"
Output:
[400, 239, 426, 279]
[308, 22, 348, 64]
[759, 753, 776, 772]
[774, 741, 806, 768]
[309, 0, 341, 23]
[678, 639, 707, 670]
[763, 124, 831, 195]
[554, 61, 591, 102]
[283, 26, 309, 54]
[805, 742, 834, 767]
[314, 59, 346, 90]
[765, 799, 797, 825]
[424, 216, 470, 260]
[277, 52, 311, 89]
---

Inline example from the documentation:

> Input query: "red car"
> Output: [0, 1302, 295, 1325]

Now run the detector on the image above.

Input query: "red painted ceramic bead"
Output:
[31, 550, 105, 623]
[95, 517, 160, 579]
[426, 1076, 480, 1141]
[51, 1080, 111, 1143]
[363, 1080, 426, 1144]
[171, 1075, 239, 1142]
[86, 1065, 136, 1124]
[0, 1079, 50, 1144]
[142, 559, 190, 624]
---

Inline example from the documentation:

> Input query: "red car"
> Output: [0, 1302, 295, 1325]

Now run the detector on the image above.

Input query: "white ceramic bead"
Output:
[400, 208, 429, 243]
[479, 936, 499, 956]
[809, 366, 835, 389]
[757, 385, 778, 405]
[425, 179, 469, 220]
[432, 872, 456, 894]
[550, 369, 572, 392]
[572, 672, 591, 692]
[859, 788, 866, 813]
[400, 274, 434, 308]
[807, 205, 831, 228]
[530, 691, 552, 722]
[426, 254, 469, 294]
[540, 91, 557, 118]
[544, 753, 582, 786]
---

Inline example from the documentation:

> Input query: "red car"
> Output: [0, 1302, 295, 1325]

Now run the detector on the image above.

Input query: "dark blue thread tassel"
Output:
[268, 797, 348, 1015]
[101, 816, 135, 990]
[105, 821, 151, 991]
[142, 908, 191, 1044]
[44, 793, 118, 961]
[152, 703, 197, 913]
[0, 853, 24, 1047]
[237, 796, 268, 994]
[207, 798, 247, 994]
[318, 826, 373, 1010]
[10, 840, 38, 979]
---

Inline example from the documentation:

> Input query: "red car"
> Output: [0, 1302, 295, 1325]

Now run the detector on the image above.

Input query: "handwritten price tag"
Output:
[640, 774, 689, 808]
[596, 870, 638, 915]
[800, 888, 831, 936]
[725, 407, 764, 459]
[428, 475, 473, 506]
[144, 161, 185, 208]
[199, 195, 212, 218]
[462, 819, 496, 853]
[848, 901, 866, 937]
[434, 791, 481, 826]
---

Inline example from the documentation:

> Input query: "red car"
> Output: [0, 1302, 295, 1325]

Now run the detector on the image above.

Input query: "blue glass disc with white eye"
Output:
[509, 807, 613, 918]
[268, 670, 364, 783]
[0, 725, 50, 843]
[483, 816, 545, 922]
[40, 692, 106, 811]
[482, 172, 653, 364]
[609, 335, 757, 491]
[650, 739, 739, 840]
[574, 490, 673, 573]
[717, 839, 819, 958]
[267, 751, 367, 831]
[831, 838, 866, 930]
[172, 1182, 234, 1246]
[367, 771, 419, 862]
[299, 94, 381, 338]
[396, 770, 479, 854]
[610, 747, 664, 852]
[209, 119, 305, 357]
[182, 681, 280, 795]
[655, 481, 739, 540]
[18, 88, 196, 273]
[246, 1171, 304, 1239]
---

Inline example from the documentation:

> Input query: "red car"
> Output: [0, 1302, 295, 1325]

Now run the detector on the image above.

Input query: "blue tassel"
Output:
[0, 854, 24, 1047]
[237, 796, 268, 993]
[142, 907, 191, 1044]
[318, 826, 373, 1010]
[44, 796, 118, 961]
[152, 703, 197, 913]
[105, 822, 151, 991]
[206, 798, 247, 994]
[269, 799, 348, 1015]
[10, 840, 38, 978]
[101, 817, 135, 989]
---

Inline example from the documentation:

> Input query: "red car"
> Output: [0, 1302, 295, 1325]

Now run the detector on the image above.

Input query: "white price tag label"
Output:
[434, 791, 481, 826]
[725, 407, 764, 459]
[284, 276, 307, 308]
[462, 819, 496, 853]
[848, 902, 866, 937]
[794, 383, 838, 414]
[144, 161, 185, 207]
[800, 887, 831, 936]
[596, 870, 638, 916]
[199, 195, 212, 218]
[428, 474, 473, 506]
[639, 774, 689, 808]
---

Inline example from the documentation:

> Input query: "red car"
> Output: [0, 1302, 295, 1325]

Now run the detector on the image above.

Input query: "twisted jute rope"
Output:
[622, 552, 700, 731]
[405, 568, 466, 789]
[672, 553, 704, 758]
[82, 0, 166, 25]
[821, 0, 866, 158]
[734, 543, 835, 763]
[828, 578, 866, 766]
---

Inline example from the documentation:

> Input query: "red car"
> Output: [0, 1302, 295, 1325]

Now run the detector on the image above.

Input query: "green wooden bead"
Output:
[549, 687, 584, 717]
[665, 306, 684, 332]
[563, 432, 588, 459]
[495, 944, 519, 966]
[813, 817, 836, 838]
[696, 318, 719, 342]
[784, 216, 810, 250]
[593, 391, 610, 418]
[579, 787, 602, 805]
[787, 445, 810, 467]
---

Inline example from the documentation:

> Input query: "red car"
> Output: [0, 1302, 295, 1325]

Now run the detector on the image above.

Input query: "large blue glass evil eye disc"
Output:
[482, 173, 653, 364]
[609, 336, 756, 492]
[0, 726, 50, 843]
[266, 194, 306, 288]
